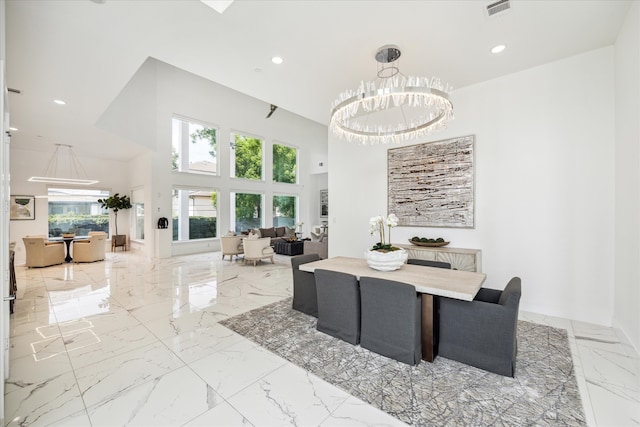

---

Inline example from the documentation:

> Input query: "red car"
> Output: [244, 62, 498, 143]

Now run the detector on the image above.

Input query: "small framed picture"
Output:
[320, 189, 328, 218]
[10, 195, 36, 220]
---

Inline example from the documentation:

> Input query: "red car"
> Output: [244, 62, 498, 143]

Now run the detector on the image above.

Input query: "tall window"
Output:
[172, 117, 218, 175]
[231, 192, 263, 233]
[230, 133, 263, 180]
[131, 188, 144, 241]
[273, 195, 297, 228]
[273, 143, 297, 184]
[172, 187, 217, 241]
[47, 188, 109, 237]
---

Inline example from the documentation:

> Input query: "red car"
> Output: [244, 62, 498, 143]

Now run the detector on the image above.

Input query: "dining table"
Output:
[299, 256, 487, 362]
[50, 236, 89, 262]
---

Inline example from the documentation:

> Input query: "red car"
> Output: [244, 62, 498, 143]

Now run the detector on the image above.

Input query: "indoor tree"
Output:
[97, 193, 132, 236]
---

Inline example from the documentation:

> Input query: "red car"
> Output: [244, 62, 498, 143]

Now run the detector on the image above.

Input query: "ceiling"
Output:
[5, 0, 633, 162]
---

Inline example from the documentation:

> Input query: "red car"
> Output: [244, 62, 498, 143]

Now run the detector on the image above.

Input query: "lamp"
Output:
[28, 144, 99, 185]
[330, 45, 453, 145]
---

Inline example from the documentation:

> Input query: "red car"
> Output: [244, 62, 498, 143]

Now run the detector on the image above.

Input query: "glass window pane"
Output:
[273, 195, 296, 228]
[172, 188, 217, 241]
[233, 192, 262, 233]
[47, 187, 110, 237]
[134, 203, 144, 240]
[273, 143, 297, 184]
[231, 133, 262, 180]
[172, 117, 218, 175]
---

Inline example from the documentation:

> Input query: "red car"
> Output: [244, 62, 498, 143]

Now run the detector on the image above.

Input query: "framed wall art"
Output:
[387, 135, 475, 228]
[320, 189, 328, 218]
[10, 195, 36, 220]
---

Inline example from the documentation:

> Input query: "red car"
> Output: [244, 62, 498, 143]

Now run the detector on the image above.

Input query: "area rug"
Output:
[220, 298, 586, 426]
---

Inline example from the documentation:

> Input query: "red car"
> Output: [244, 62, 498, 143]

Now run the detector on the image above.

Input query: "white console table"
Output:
[394, 244, 482, 272]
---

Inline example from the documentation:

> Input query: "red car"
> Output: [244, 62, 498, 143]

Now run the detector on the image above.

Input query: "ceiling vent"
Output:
[486, 0, 511, 17]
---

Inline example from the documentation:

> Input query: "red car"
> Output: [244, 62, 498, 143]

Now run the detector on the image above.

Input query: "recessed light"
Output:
[54, 99, 66, 105]
[491, 44, 506, 54]
[9, 127, 18, 131]
[271, 56, 284, 65]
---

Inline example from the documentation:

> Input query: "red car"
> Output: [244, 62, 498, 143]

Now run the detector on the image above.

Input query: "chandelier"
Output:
[330, 45, 453, 145]
[28, 144, 99, 185]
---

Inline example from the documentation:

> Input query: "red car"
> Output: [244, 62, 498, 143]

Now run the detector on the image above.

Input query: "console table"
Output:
[394, 244, 482, 272]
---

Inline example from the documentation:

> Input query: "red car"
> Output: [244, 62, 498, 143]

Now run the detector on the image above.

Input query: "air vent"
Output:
[486, 0, 511, 16]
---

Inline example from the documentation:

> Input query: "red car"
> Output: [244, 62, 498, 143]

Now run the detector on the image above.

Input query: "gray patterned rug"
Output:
[220, 298, 585, 426]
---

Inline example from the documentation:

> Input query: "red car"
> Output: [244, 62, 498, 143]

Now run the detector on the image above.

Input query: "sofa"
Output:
[304, 233, 328, 259]
[249, 226, 296, 245]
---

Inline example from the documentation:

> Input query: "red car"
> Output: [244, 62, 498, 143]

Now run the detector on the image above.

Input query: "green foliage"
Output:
[48, 213, 109, 236]
[210, 192, 217, 208]
[97, 193, 132, 235]
[172, 216, 217, 240]
[236, 193, 261, 227]
[273, 195, 295, 221]
[234, 135, 262, 180]
[273, 144, 296, 184]
[171, 146, 179, 170]
[191, 127, 217, 158]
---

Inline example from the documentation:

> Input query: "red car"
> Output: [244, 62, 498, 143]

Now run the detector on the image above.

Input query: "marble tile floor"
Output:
[5, 251, 639, 426]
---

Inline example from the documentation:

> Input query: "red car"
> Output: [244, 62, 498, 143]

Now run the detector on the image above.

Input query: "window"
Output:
[172, 188, 218, 241]
[47, 187, 109, 237]
[131, 188, 144, 241]
[231, 192, 263, 233]
[273, 143, 297, 184]
[172, 117, 218, 175]
[230, 133, 263, 180]
[273, 195, 297, 227]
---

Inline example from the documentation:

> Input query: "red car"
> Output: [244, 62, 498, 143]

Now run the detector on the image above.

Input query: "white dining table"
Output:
[300, 256, 487, 362]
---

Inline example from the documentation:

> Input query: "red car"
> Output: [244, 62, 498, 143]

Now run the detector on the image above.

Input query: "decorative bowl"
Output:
[408, 239, 449, 247]
[365, 248, 408, 271]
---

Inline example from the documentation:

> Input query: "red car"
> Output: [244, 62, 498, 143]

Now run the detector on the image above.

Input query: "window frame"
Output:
[172, 185, 219, 242]
[171, 115, 220, 176]
[229, 130, 265, 182]
[272, 141, 299, 185]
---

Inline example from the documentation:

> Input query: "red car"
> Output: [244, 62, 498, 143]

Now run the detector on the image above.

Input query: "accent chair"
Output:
[290, 253, 321, 317]
[220, 235, 244, 261]
[23, 236, 65, 268]
[315, 268, 360, 345]
[242, 237, 274, 266]
[359, 276, 422, 365]
[73, 231, 107, 263]
[438, 276, 522, 377]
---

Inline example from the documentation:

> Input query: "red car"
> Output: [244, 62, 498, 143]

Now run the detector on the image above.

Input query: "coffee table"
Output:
[273, 240, 304, 256]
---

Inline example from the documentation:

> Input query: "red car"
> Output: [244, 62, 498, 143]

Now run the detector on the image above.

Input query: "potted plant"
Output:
[98, 193, 132, 250]
[365, 214, 407, 271]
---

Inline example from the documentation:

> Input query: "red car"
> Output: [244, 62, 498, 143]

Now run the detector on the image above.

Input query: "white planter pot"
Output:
[365, 248, 408, 272]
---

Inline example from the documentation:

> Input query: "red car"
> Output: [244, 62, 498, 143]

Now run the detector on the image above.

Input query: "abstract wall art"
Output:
[387, 135, 475, 228]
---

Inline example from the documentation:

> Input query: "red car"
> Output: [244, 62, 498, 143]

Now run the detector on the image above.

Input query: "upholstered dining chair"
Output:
[438, 277, 522, 377]
[407, 258, 452, 269]
[315, 269, 360, 345]
[22, 236, 65, 267]
[291, 253, 321, 317]
[73, 231, 107, 263]
[359, 276, 422, 365]
[242, 237, 274, 266]
[220, 235, 244, 261]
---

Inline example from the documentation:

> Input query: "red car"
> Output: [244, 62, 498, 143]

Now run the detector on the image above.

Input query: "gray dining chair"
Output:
[315, 269, 360, 345]
[407, 258, 452, 269]
[438, 276, 522, 377]
[359, 276, 422, 365]
[291, 253, 321, 317]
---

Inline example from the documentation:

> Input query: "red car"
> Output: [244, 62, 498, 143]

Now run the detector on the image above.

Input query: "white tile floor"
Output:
[5, 251, 639, 426]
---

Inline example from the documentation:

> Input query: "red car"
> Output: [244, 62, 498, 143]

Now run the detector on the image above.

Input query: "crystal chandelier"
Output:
[330, 45, 453, 145]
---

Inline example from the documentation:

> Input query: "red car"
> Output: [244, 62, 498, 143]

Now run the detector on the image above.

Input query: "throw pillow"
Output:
[247, 232, 259, 240]
[260, 227, 276, 238]
[275, 227, 286, 237]
[284, 227, 295, 237]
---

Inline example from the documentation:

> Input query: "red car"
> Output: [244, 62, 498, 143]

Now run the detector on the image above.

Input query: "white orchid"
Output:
[369, 214, 399, 251]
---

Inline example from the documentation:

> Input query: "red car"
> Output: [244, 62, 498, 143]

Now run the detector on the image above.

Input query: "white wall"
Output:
[329, 47, 616, 325]
[614, 1, 640, 351]
[116, 58, 328, 257]
[9, 148, 131, 264]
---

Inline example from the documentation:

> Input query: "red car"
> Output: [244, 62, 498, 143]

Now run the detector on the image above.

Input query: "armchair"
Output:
[23, 236, 65, 268]
[220, 236, 244, 261]
[304, 233, 328, 259]
[242, 237, 275, 266]
[73, 232, 107, 263]
[438, 277, 522, 377]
